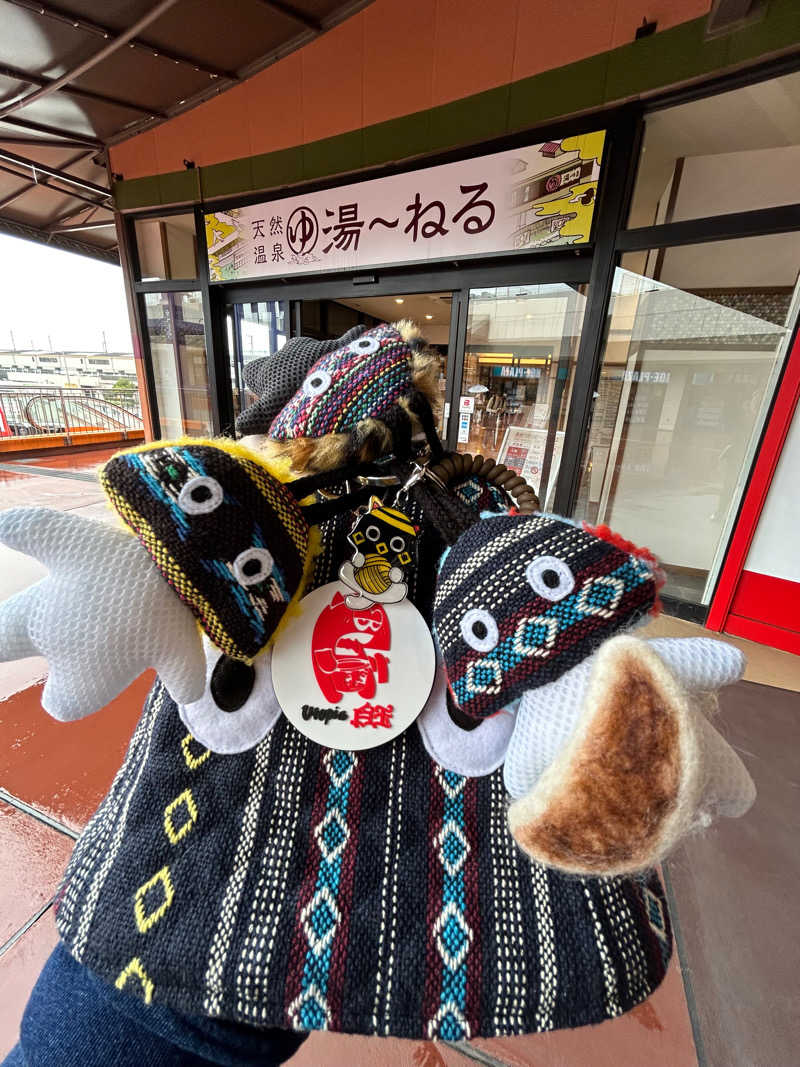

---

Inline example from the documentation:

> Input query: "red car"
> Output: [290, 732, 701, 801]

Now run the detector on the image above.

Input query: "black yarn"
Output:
[236, 326, 367, 436]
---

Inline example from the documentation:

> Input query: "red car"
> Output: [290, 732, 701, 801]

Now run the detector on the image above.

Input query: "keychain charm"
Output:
[338, 496, 418, 608]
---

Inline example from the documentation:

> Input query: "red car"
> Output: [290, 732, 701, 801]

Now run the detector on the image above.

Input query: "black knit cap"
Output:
[235, 325, 366, 436]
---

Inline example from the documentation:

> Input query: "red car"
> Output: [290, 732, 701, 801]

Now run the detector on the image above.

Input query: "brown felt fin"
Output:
[507, 636, 702, 877]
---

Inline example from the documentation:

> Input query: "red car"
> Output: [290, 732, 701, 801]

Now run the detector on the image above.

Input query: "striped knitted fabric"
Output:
[101, 440, 310, 661]
[54, 502, 673, 1038]
[434, 513, 661, 720]
[269, 324, 413, 440]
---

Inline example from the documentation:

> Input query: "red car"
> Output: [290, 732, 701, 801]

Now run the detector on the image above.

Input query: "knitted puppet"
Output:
[235, 320, 443, 471]
[431, 511, 755, 875]
[0, 367, 756, 1039]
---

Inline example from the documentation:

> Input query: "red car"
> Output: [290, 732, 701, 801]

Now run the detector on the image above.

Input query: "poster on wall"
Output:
[205, 131, 605, 282]
[497, 425, 565, 503]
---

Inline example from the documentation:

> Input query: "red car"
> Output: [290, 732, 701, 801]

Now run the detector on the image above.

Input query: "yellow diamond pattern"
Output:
[163, 788, 198, 845]
[181, 732, 210, 771]
[134, 866, 174, 934]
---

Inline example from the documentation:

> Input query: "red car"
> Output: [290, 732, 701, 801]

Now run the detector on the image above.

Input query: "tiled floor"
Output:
[0, 449, 796, 1065]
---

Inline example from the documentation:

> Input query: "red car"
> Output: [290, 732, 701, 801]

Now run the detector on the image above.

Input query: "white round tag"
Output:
[271, 581, 436, 751]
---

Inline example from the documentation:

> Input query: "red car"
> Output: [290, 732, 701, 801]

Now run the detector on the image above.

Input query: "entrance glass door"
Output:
[455, 283, 588, 508]
[228, 291, 453, 438]
[226, 299, 289, 421]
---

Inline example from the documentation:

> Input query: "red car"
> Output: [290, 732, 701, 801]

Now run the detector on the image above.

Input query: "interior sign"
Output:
[205, 131, 605, 282]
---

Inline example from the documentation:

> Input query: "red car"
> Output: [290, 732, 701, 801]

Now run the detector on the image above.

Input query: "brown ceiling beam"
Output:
[0, 115, 104, 148]
[0, 148, 110, 198]
[49, 199, 114, 227]
[253, 0, 323, 31]
[0, 0, 183, 121]
[50, 219, 116, 233]
[0, 62, 166, 118]
[0, 161, 107, 209]
[0, 215, 119, 264]
[0, 134, 98, 149]
[3, 0, 237, 81]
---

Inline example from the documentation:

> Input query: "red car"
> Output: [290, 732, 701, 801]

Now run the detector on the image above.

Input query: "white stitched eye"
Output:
[302, 369, 331, 397]
[178, 475, 223, 515]
[460, 608, 499, 652]
[350, 335, 380, 355]
[389, 535, 405, 552]
[365, 525, 381, 541]
[526, 556, 575, 601]
[233, 547, 274, 586]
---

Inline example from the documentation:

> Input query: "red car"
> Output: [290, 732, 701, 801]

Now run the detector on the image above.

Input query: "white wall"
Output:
[745, 399, 800, 583]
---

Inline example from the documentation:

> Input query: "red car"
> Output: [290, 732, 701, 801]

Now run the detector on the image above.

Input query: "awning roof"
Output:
[0, 0, 373, 263]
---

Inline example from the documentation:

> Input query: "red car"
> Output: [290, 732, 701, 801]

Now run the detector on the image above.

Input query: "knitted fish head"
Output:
[236, 320, 441, 472]
[100, 438, 312, 661]
[433, 513, 663, 720]
[236, 325, 366, 436]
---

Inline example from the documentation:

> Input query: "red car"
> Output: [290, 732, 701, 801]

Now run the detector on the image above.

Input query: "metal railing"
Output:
[0, 384, 144, 438]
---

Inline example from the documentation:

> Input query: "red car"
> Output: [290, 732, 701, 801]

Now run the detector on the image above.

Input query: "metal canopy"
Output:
[0, 0, 374, 263]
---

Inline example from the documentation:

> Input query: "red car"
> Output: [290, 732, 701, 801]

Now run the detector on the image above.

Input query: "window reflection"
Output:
[460, 284, 588, 506]
[575, 239, 800, 604]
[145, 292, 212, 437]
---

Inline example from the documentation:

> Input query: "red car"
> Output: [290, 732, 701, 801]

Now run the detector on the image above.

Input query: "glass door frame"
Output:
[221, 253, 593, 455]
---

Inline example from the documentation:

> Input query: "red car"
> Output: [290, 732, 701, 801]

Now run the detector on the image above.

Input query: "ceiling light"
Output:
[425, 314, 433, 320]
[394, 298, 404, 304]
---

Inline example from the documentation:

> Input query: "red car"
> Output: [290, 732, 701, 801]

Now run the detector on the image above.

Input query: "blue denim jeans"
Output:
[4, 942, 307, 1066]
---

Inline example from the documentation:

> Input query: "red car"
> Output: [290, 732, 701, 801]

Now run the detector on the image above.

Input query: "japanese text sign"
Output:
[205, 131, 605, 282]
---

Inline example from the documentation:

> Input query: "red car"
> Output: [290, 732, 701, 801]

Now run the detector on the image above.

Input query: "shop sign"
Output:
[205, 131, 605, 282]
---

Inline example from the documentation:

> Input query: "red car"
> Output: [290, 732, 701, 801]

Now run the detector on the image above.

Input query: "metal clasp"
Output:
[396, 461, 447, 502]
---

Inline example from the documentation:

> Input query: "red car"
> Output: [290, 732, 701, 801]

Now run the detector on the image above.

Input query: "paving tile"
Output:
[665, 680, 800, 1067]
[0, 801, 73, 943]
[0, 471, 105, 510]
[14, 447, 118, 472]
[0, 672, 153, 831]
[0, 907, 59, 1060]
[288, 1032, 427, 1065]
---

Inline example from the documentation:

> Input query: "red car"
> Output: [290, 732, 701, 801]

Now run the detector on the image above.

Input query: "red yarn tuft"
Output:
[582, 521, 666, 614]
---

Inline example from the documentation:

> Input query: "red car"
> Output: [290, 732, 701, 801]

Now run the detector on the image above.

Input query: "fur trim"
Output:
[507, 635, 704, 877]
[240, 321, 443, 475]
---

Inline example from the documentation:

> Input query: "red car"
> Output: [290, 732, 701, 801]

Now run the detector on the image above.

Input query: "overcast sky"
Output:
[0, 235, 133, 354]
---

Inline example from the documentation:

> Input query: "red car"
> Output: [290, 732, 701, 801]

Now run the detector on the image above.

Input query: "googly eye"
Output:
[349, 335, 380, 355]
[389, 535, 405, 553]
[302, 369, 332, 398]
[365, 525, 381, 542]
[460, 608, 499, 652]
[525, 556, 575, 601]
[178, 475, 223, 515]
[233, 547, 274, 587]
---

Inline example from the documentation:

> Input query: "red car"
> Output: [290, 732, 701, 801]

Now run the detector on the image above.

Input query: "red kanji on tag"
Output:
[351, 702, 394, 729]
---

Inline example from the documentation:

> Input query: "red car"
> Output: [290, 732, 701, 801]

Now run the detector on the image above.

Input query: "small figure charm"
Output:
[339, 497, 418, 609]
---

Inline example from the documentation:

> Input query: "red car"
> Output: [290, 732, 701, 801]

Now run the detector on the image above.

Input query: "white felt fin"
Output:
[417, 660, 516, 778]
[0, 507, 206, 720]
[179, 641, 282, 754]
